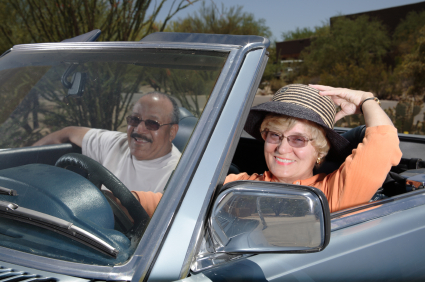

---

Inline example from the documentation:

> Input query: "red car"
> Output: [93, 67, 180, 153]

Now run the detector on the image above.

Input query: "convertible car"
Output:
[0, 30, 425, 282]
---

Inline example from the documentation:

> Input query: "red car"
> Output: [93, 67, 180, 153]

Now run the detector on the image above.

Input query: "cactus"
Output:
[387, 97, 423, 134]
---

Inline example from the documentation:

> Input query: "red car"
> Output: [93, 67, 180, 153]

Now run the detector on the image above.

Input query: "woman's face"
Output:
[264, 120, 320, 184]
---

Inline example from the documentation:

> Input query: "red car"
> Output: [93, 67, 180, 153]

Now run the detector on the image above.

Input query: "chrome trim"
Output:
[0, 186, 17, 196]
[12, 42, 238, 52]
[331, 190, 425, 231]
[0, 201, 118, 258]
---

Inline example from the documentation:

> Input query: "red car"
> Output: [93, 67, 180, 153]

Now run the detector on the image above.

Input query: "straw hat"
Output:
[244, 84, 353, 160]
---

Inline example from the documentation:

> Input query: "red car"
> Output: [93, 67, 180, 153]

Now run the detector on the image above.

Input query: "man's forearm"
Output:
[32, 126, 90, 147]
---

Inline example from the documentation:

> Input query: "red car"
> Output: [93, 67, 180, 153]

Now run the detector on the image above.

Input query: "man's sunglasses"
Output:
[126, 116, 174, 131]
[261, 129, 313, 148]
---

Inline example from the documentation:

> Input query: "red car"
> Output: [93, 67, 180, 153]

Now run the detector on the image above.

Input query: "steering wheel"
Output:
[55, 153, 150, 237]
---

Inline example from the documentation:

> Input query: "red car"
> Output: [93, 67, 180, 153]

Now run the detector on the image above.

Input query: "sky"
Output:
[153, 0, 424, 41]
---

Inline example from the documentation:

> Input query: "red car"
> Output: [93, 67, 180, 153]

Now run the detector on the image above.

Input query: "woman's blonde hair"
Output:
[260, 114, 330, 159]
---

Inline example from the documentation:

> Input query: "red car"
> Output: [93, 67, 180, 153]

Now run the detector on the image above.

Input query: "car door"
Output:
[187, 193, 425, 281]
[175, 136, 425, 280]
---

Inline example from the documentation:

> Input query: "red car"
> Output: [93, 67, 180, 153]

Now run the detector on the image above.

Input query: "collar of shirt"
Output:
[263, 171, 327, 186]
[129, 144, 179, 168]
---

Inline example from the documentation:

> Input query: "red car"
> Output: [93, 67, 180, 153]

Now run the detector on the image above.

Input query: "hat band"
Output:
[272, 96, 335, 129]
[281, 99, 334, 128]
[275, 91, 336, 125]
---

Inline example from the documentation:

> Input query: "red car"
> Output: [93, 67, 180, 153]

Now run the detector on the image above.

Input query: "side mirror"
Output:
[210, 181, 330, 253]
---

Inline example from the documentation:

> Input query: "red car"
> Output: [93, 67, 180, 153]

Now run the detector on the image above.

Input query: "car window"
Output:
[0, 46, 228, 265]
[0, 48, 226, 147]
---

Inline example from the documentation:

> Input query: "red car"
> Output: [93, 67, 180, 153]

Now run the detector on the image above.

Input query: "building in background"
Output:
[276, 1, 425, 62]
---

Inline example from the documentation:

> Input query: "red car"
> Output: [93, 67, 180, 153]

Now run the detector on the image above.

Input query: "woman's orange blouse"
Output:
[134, 125, 402, 216]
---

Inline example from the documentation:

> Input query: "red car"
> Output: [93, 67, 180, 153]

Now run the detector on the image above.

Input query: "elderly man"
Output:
[33, 92, 181, 193]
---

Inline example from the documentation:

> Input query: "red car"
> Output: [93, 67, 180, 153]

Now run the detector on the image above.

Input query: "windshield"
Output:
[0, 45, 228, 265]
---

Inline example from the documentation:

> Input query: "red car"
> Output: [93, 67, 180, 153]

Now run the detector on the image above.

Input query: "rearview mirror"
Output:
[67, 72, 86, 96]
[210, 181, 330, 253]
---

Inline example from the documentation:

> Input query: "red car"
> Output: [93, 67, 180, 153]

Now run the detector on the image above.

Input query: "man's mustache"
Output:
[130, 132, 153, 143]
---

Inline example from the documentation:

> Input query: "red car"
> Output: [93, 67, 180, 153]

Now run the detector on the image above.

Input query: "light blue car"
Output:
[0, 31, 424, 282]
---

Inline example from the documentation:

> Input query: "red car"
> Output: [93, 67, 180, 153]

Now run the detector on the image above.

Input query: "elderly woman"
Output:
[225, 84, 402, 212]
[133, 84, 402, 216]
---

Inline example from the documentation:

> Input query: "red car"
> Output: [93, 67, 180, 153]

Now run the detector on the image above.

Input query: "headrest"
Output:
[173, 107, 198, 152]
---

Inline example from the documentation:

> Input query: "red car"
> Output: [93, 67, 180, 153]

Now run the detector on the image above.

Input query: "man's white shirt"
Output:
[82, 129, 181, 193]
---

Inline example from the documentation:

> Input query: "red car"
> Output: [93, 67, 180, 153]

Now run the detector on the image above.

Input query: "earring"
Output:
[316, 157, 321, 164]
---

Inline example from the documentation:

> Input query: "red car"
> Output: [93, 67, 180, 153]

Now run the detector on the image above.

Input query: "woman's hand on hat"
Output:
[309, 84, 393, 127]
[309, 84, 373, 122]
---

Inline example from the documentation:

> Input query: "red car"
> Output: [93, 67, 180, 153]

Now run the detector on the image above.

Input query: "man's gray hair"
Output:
[145, 92, 179, 124]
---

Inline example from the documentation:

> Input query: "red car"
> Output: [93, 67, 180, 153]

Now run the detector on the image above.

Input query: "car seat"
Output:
[172, 107, 198, 152]
[314, 125, 366, 175]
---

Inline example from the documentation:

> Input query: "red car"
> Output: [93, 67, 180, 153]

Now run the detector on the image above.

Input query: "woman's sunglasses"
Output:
[261, 129, 313, 148]
[126, 116, 174, 131]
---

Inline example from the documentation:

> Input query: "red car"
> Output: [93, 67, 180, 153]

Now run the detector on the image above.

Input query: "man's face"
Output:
[127, 95, 178, 161]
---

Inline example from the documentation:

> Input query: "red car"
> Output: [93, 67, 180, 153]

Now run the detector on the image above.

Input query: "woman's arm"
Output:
[102, 191, 162, 219]
[309, 85, 401, 211]
[132, 191, 163, 217]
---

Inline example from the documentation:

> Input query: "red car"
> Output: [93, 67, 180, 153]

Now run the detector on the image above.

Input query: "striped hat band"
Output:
[272, 84, 336, 129]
